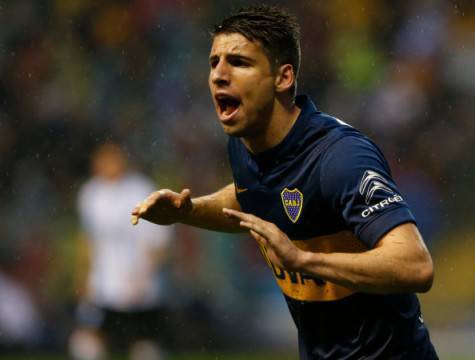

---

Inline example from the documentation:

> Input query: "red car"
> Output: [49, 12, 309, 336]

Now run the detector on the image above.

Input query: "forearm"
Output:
[182, 183, 244, 232]
[224, 208, 434, 294]
[297, 243, 433, 294]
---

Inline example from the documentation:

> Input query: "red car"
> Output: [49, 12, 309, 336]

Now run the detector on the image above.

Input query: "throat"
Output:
[242, 104, 301, 154]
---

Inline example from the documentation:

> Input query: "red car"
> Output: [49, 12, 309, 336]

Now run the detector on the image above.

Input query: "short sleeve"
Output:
[319, 136, 416, 248]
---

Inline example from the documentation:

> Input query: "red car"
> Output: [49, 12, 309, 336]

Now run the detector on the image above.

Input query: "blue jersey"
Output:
[228, 95, 437, 359]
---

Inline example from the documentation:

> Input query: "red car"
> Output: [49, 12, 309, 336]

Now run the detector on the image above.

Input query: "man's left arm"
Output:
[223, 209, 433, 294]
[300, 222, 434, 293]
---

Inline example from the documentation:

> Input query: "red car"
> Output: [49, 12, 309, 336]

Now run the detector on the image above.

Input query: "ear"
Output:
[275, 64, 295, 94]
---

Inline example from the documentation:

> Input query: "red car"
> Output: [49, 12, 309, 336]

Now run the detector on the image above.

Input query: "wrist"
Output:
[295, 249, 321, 273]
[180, 198, 196, 224]
[294, 249, 308, 271]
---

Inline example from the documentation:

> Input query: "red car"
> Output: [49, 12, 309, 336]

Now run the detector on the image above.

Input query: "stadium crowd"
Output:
[0, 0, 474, 354]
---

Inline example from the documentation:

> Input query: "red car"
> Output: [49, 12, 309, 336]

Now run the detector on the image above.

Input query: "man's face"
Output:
[93, 145, 126, 181]
[209, 33, 276, 138]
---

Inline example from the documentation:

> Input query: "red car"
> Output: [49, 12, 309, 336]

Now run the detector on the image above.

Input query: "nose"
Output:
[211, 60, 230, 87]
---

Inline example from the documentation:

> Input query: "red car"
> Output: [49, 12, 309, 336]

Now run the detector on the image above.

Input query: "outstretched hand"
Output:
[223, 208, 302, 271]
[131, 188, 193, 225]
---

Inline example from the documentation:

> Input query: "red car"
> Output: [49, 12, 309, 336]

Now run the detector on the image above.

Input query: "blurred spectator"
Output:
[69, 142, 172, 360]
[0, 270, 42, 351]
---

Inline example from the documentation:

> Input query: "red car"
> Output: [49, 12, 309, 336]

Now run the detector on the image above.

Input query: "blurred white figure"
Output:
[69, 142, 172, 360]
[0, 272, 41, 349]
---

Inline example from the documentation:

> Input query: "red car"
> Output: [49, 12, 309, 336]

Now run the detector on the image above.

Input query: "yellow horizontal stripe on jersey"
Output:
[261, 231, 368, 302]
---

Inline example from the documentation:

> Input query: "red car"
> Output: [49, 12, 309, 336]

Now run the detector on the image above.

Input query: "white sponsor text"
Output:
[361, 194, 403, 218]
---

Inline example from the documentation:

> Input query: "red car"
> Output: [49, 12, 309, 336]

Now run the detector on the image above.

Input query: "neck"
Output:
[242, 95, 301, 154]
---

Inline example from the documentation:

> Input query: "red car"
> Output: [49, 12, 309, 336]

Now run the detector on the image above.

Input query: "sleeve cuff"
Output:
[358, 207, 417, 248]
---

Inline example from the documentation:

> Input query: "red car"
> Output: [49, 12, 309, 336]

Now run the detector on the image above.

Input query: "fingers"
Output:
[223, 208, 274, 239]
[131, 190, 163, 225]
[249, 229, 267, 247]
[131, 202, 141, 216]
[223, 208, 258, 222]
[131, 202, 142, 225]
[131, 188, 190, 226]
[239, 219, 271, 240]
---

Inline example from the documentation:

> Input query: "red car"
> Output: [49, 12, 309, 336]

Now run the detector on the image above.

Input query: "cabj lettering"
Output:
[300, 272, 326, 286]
[271, 264, 326, 286]
[271, 263, 286, 279]
[284, 199, 301, 207]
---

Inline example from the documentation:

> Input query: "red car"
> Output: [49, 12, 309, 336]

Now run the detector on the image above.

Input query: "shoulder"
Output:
[78, 177, 101, 200]
[77, 177, 103, 216]
[303, 110, 363, 153]
[318, 132, 392, 200]
[321, 132, 387, 175]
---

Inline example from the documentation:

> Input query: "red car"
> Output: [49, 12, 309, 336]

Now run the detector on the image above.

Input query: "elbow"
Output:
[414, 259, 434, 293]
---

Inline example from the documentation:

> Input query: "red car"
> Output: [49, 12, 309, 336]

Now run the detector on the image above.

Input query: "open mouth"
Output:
[215, 94, 241, 120]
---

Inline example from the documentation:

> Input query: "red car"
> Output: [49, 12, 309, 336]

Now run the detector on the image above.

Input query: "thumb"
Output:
[175, 188, 191, 207]
[181, 188, 191, 199]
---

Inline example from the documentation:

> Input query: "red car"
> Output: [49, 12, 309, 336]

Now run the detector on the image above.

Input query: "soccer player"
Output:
[71, 142, 171, 360]
[132, 5, 438, 359]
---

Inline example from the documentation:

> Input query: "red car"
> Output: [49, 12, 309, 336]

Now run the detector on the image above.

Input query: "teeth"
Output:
[217, 96, 239, 116]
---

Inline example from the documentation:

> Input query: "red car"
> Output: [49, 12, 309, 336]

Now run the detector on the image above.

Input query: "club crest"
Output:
[281, 188, 303, 223]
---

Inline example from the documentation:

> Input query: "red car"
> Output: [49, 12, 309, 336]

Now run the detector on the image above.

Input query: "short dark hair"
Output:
[212, 5, 301, 96]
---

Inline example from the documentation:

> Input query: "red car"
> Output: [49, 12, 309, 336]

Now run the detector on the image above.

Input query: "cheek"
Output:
[246, 78, 275, 106]
[208, 74, 213, 91]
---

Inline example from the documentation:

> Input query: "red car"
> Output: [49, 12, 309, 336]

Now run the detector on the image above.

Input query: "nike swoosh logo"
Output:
[236, 186, 248, 193]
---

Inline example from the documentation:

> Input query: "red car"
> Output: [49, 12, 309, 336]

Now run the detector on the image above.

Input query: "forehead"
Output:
[210, 32, 265, 58]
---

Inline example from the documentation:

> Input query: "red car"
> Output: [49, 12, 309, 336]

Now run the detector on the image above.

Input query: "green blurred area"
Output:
[420, 228, 475, 327]
[2, 353, 295, 360]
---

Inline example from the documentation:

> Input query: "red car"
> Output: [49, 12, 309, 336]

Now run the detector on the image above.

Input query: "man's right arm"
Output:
[131, 183, 244, 233]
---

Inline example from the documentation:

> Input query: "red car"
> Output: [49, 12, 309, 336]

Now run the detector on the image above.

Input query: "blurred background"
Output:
[0, 0, 474, 359]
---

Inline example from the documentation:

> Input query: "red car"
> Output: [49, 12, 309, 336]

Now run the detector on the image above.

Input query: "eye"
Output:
[229, 58, 248, 67]
[209, 58, 219, 68]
